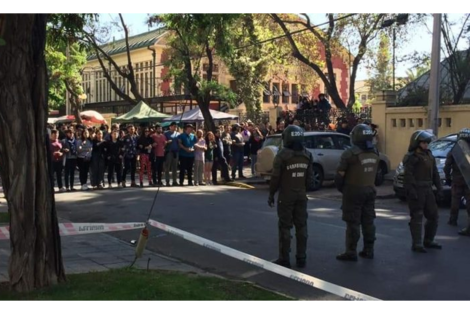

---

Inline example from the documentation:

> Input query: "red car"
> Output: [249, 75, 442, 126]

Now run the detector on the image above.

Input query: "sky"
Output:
[98, 13, 461, 81]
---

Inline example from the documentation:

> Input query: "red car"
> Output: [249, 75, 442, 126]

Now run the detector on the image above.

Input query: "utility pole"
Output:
[427, 14, 442, 136]
[392, 28, 396, 91]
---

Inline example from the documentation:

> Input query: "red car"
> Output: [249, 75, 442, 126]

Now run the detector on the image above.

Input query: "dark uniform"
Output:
[335, 124, 379, 261]
[403, 130, 442, 252]
[444, 128, 470, 234]
[268, 125, 313, 268]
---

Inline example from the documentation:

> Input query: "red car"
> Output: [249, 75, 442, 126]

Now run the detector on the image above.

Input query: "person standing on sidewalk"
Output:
[122, 125, 138, 187]
[213, 129, 231, 184]
[231, 124, 246, 180]
[137, 128, 153, 187]
[105, 130, 124, 188]
[164, 122, 180, 186]
[222, 124, 232, 169]
[178, 124, 197, 186]
[193, 129, 206, 186]
[90, 130, 106, 190]
[76, 129, 93, 191]
[151, 124, 167, 187]
[62, 129, 78, 191]
[249, 127, 264, 176]
[50, 130, 65, 192]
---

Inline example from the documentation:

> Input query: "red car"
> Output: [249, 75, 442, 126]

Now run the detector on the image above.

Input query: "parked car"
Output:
[255, 132, 391, 191]
[393, 133, 466, 206]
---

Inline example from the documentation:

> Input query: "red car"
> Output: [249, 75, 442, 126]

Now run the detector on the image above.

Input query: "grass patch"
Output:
[0, 212, 8, 224]
[0, 268, 291, 300]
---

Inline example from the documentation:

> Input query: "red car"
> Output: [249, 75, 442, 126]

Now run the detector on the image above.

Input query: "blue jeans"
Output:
[231, 151, 244, 178]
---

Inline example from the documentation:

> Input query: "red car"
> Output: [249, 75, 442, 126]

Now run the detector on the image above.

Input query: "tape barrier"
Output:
[147, 219, 380, 301]
[0, 222, 145, 241]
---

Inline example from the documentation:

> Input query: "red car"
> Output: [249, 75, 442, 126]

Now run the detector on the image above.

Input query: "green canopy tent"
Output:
[111, 101, 170, 124]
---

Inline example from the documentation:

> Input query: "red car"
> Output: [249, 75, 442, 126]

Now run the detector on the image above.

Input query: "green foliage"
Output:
[0, 212, 9, 224]
[367, 33, 392, 95]
[45, 14, 96, 110]
[45, 40, 86, 109]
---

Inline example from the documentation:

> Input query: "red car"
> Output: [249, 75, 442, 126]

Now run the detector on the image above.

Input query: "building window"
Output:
[400, 119, 406, 127]
[282, 83, 290, 104]
[291, 84, 299, 103]
[229, 80, 237, 93]
[408, 119, 415, 127]
[417, 118, 424, 127]
[202, 74, 218, 82]
[203, 63, 219, 72]
[392, 119, 397, 127]
[263, 82, 271, 103]
[446, 118, 452, 127]
[361, 94, 367, 101]
[272, 83, 280, 105]
[438, 118, 442, 127]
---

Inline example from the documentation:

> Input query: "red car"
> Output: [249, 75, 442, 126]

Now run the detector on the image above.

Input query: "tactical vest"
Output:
[278, 148, 311, 196]
[344, 151, 379, 187]
[412, 151, 435, 182]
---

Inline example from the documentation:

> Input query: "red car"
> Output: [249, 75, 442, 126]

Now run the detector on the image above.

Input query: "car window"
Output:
[429, 140, 455, 158]
[334, 135, 351, 150]
[263, 136, 282, 148]
[314, 136, 335, 150]
[304, 136, 315, 149]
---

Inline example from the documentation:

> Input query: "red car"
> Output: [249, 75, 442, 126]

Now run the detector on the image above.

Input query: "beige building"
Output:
[82, 29, 315, 115]
[372, 91, 470, 169]
[82, 28, 350, 116]
[355, 80, 372, 106]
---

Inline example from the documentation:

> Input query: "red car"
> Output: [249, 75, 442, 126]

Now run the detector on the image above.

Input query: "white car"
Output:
[255, 132, 391, 191]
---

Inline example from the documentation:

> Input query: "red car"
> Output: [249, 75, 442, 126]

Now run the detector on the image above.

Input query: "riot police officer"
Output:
[268, 125, 313, 268]
[444, 128, 470, 234]
[403, 130, 442, 252]
[335, 124, 379, 261]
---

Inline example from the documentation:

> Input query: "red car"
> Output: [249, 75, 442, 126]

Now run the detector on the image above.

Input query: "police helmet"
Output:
[458, 128, 470, 142]
[282, 125, 304, 150]
[350, 124, 375, 150]
[408, 130, 434, 152]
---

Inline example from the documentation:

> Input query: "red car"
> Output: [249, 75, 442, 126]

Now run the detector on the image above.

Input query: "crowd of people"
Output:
[47, 95, 377, 192]
[48, 121, 268, 192]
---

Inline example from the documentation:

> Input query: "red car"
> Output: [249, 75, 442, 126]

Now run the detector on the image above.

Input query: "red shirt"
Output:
[152, 134, 167, 157]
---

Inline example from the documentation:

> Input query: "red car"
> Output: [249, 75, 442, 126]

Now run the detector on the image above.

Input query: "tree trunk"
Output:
[0, 14, 66, 292]
[198, 97, 217, 133]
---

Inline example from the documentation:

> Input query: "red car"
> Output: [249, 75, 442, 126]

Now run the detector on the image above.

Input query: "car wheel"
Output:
[308, 165, 324, 191]
[375, 162, 386, 186]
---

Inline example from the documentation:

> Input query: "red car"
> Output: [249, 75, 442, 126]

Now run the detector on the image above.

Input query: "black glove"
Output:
[334, 173, 344, 193]
[408, 189, 418, 201]
[268, 195, 275, 208]
[445, 178, 452, 187]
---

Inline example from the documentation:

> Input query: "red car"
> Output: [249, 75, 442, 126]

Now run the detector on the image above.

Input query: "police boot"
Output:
[296, 258, 306, 268]
[423, 222, 442, 250]
[273, 259, 291, 268]
[336, 229, 358, 262]
[360, 224, 376, 259]
[410, 222, 427, 253]
[359, 249, 374, 260]
[447, 216, 458, 226]
[359, 244, 374, 259]
[458, 228, 470, 236]
[458, 217, 470, 236]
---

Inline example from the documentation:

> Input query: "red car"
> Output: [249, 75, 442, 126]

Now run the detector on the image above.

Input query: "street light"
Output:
[382, 12, 409, 91]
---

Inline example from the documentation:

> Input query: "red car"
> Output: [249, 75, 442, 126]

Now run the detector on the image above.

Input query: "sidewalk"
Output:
[0, 229, 207, 283]
[308, 180, 396, 202]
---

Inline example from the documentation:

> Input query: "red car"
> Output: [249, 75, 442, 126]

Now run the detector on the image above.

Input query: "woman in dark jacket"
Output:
[105, 130, 124, 188]
[91, 130, 107, 189]
[249, 128, 264, 176]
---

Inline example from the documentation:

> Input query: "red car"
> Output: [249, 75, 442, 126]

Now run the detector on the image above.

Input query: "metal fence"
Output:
[294, 107, 373, 126]
[237, 111, 271, 125]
